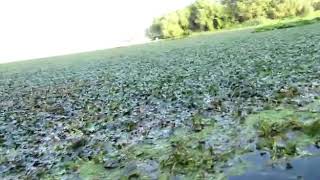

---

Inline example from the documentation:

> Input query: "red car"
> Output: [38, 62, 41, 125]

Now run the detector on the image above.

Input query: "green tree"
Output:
[312, 0, 320, 10]
[147, 12, 187, 39]
[267, 0, 314, 19]
[147, 0, 318, 39]
[189, 0, 227, 31]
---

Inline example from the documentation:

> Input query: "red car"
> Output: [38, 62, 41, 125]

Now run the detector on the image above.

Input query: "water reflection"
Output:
[230, 155, 320, 180]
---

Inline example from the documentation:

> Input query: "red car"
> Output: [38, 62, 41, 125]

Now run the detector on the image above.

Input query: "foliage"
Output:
[313, 0, 320, 10]
[147, 12, 188, 39]
[189, 0, 229, 31]
[266, 0, 313, 19]
[147, 0, 320, 39]
[234, 0, 271, 22]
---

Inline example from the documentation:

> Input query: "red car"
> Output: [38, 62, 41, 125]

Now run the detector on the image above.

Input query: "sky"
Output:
[0, 0, 195, 63]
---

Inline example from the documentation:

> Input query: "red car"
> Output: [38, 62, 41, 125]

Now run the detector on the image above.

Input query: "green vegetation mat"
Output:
[1, 23, 320, 179]
[254, 17, 320, 32]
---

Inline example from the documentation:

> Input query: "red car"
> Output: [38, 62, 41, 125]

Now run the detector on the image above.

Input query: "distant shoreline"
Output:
[0, 38, 151, 65]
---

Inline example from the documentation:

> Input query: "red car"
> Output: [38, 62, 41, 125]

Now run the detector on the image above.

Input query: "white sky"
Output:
[0, 0, 195, 63]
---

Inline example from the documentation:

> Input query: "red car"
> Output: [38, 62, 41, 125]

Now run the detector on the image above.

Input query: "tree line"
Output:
[147, 0, 320, 39]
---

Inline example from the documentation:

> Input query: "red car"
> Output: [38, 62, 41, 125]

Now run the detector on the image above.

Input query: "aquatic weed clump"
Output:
[247, 107, 320, 160]
[161, 139, 215, 174]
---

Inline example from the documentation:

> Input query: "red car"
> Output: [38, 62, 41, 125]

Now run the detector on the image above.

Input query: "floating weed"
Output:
[191, 113, 215, 132]
[256, 117, 303, 138]
[247, 107, 320, 160]
[303, 119, 320, 137]
[160, 126, 234, 176]
[1, 19, 320, 179]
[65, 160, 122, 180]
[270, 138, 298, 160]
[124, 140, 171, 160]
[274, 86, 300, 102]
[78, 161, 106, 180]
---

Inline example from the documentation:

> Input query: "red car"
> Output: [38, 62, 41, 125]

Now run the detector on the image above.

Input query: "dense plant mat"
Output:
[1, 23, 320, 179]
